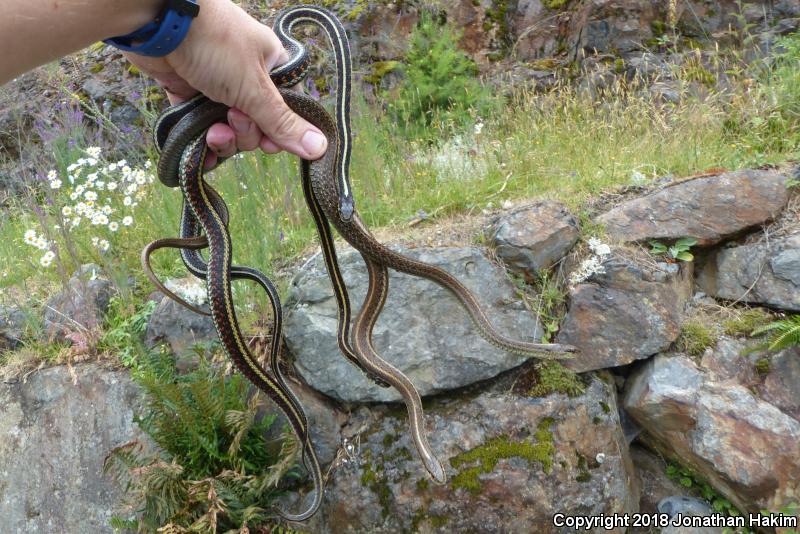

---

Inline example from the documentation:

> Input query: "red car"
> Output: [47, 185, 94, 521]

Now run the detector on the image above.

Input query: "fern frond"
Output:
[750, 315, 800, 352]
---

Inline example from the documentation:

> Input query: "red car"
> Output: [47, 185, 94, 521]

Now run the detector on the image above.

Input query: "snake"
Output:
[144, 3, 578, 517]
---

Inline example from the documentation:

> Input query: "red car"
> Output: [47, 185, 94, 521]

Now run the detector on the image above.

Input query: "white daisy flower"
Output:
[144, 160, 152, 169]
[85, 191, 98, 201]
[117, 160, 127, 167]
[135, 174, 146, 185]
[107, 181, 118, 191]
[91, 236, 99, 246]
[75, 185, 85, 194]
[108, 221, 119, 232]
[86, 157, 98, 167]
[49, 179, 62, 189]
[102, 205, 112, 215]
[86, 146, 102, 158]
[86, 172, 98, 182]
[34, 237, 49, 250]
[61, 206, 72, 216]
[99, 239, 110, 252]
[47, 170, 57, 180]
[91, 213, 108, 226]
[123, 196, 132, 206]
[122, 216, 133, 226]
[69, 192, 78, 201]
[40, 252, 55, 267]
[24, 229, 36, 241]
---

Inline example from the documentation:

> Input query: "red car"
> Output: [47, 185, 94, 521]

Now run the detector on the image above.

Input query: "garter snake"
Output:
[145, 4, 578, 517]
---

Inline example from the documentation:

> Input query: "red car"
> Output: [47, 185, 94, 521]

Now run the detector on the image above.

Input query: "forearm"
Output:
[0, 0, 162, 84]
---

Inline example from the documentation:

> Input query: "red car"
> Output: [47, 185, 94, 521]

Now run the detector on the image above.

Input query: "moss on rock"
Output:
[449, 418, 556, 494]
[527, 361, 586, 398]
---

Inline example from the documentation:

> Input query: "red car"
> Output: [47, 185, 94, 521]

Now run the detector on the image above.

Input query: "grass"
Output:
[1, 31, 800, 363]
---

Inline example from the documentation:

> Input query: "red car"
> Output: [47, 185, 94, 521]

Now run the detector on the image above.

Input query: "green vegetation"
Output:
[527, 361, 586, 398]
[678, 320, 717, 356]
[665, 462, 751, 533]
[649, 237, 698, 262]
[721, 308, 773, 337]
[450, 418, 555, 494]
[749, 315, 800, 353]
[391, 14, 494, 135]
[104, 351, 298, 532]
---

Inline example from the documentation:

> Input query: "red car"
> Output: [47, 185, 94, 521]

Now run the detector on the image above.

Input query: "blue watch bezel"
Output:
[104, 0, 200, 57]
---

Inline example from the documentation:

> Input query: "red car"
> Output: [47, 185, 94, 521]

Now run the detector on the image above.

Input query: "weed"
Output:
[678, 320, 718, 356]
[748, 315, 800, 353]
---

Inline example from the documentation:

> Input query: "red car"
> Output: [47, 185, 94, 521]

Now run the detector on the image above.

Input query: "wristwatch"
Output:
[104, 0, 200, 57]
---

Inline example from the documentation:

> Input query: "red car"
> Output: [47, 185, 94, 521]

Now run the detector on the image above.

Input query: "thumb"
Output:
[242, 70, 328, 160]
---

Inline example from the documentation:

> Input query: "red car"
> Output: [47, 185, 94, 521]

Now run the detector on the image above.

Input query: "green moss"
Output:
[722, 309, 773, 337]
[543, 0, 569, 9]
[599, 401, 611, 414]
[651, 20, 668, 36]
[450, 418, 556, 494]
[430, 514, 450, 528]
[530, 58, 561, 71]
[360, 461, 378, 486]
[126, 64, 141, 76]
[382, 433, 396, 448]
[363, 60, 401, 85]
[592, 416, 602, 425]
[485, 0, 512, 52]
[89, 63, 104, 74]
[613, 58, 626, 74]
[416, 478, 429, 491]
[755, 358, 771, 377]
[527, 362, 586, 398]
[679, 320, 718, 356]
[576, 471, 592, 482]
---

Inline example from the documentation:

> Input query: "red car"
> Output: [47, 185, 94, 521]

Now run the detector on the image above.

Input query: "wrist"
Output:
[110, 0, 164, 37]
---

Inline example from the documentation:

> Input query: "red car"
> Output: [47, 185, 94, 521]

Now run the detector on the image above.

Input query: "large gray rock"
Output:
[0, 305, 26, 351]
[300, 374, 638, 533]
[624, 352, 800, 520]
[559, 253, 693, 372]
[285, 246, 544, 402]
[144, 277, 217, 357]
[0, 364, 142, 533]
[697, 235, 800, 311]
[597, 170, 788, 246]
[42, 264, 115, 343]
[489, 201, 580, 277]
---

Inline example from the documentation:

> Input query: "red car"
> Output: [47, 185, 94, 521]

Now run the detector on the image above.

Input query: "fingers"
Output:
[240, 69, 328, 161]
[227, 108, 261, 151]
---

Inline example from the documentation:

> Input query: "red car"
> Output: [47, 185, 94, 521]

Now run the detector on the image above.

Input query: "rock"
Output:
[285, 246, 544, 402]
[0, 364, 143, 533]
[559, 253, 693, 372]
[659, 495, 721, 534]
[42, 264, 115, 343]
[0, 305, 27, 351]
[696, 235, 800, 311]
[304, 374, 638, 533]
[265, 380, 346, 468]
[630, 446, 695, 518]
[144, 277, 217, 358]
[624, 353, 800, 519]
[597, 170, 789, 246]
[489, 201, 580, 277]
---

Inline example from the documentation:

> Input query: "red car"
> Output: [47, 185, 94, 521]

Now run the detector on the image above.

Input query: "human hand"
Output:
[124, 0, 327, 167]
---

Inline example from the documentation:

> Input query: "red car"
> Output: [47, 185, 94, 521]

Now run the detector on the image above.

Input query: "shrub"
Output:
[391, 13, 495, 136]
[105, 351, 299, 532]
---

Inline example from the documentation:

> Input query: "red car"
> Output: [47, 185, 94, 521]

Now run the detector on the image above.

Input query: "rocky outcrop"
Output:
[42, 264, 115, 343]
[301, 374, 638, 533]
[0, 364, 143, 534]
[597, 170, 789, 246]
[559, 253, 693, 372]
[697, 234, 800, 311]
[489, 201, 580, 277]
[624, 350, 800, 518]
[144, 277, 217, 358]
[285, 246, 544, 402]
